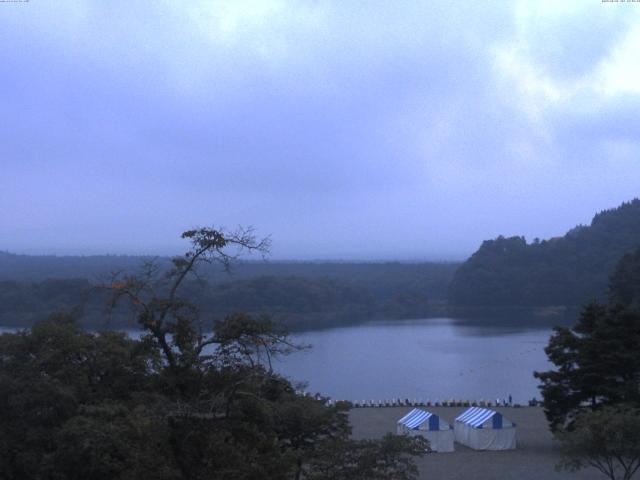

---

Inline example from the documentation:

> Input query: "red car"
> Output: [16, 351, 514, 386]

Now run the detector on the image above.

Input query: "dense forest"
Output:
[0, 229, 427, 480]
[449, 199, 640, 307]
[0, 255, 457, 331]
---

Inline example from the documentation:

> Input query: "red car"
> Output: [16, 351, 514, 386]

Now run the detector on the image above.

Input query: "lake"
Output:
[1, 317, 554, 405]
[277, 318, 553, 405]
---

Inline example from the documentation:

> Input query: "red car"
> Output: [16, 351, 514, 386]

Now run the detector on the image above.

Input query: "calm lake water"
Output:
[277, 318, 553, 404]
[0, 318, 554, 405]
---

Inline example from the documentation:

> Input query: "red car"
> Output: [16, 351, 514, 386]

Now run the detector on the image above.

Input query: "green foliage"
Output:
[0, 264, 458, 331]
[0, 278, 92, 326]
[535, 248, 640, 430]
[53, 403, 181, 480]
[610, 248, 640, 311]
[195, 275, 375, 331]
[0, 313, 426, 480]
[534, 304, 640, 430]
[0, 228, 427, 479]
[556, 405, 640, 480]
[0, 315, 157, 479]
[450, 199, 640, 307]
[303, 434, 428, 480]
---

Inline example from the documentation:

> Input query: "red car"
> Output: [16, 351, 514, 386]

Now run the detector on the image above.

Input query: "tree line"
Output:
[536, 247, 640, 479]
[0, 228, 427, 480]
[0, 261, 457, 332]
[449, 199, 640, 308]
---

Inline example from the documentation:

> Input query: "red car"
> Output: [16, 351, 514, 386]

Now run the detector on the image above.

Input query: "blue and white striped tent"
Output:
[397, 409, 454, 452]
[454, 407, 516, 450]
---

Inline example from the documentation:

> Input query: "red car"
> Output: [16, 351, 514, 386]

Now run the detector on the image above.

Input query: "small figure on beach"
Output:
[508, 394, 512, 405]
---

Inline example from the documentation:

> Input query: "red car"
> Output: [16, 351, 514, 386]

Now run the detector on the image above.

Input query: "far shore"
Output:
[0, 305, 579, 335]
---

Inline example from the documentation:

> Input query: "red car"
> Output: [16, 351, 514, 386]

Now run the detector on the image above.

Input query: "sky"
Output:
[1, 0, 640, 260]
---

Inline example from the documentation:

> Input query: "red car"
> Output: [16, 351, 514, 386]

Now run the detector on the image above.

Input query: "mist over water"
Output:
[2, 3, 640, 259]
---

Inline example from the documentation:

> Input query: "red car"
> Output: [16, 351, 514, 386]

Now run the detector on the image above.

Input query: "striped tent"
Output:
[397, 408, 454, 452]
[454, 407, 516, 450]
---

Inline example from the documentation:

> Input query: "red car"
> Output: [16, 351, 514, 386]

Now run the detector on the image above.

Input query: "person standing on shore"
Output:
[509, 394, 512, 405]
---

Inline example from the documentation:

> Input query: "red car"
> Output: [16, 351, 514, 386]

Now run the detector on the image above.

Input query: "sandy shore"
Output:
[349, 406, 603, 480]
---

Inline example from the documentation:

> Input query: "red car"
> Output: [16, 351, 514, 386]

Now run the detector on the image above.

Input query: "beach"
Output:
[349, 406, 603, 480]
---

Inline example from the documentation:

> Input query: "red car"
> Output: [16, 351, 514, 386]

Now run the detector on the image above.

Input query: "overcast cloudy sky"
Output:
[1, 1, 640, 259]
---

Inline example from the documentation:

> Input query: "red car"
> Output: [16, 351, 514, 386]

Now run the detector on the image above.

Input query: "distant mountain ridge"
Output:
[0, 252, 153, 281]
[449, 199, 640, 307]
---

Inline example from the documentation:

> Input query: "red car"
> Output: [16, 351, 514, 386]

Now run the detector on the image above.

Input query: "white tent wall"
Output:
[453, 407, 517, 451]
[396, 408, 454, 453]
[472, 428, 516, 450]
[454, 423, 516, 450]
[454, 422, 471, 447]
[407, 428, 455, 453]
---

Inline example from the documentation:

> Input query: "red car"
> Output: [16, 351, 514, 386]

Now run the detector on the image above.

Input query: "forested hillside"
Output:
[4, 198, 640, 324]
[0, 256, 458, 331]
[0, 228, 428, 479]
[449, 199, 640, 307]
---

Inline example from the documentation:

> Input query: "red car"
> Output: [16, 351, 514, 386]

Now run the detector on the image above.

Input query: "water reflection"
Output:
[276, 318, 553, 403]
[0, 319, 555, 404]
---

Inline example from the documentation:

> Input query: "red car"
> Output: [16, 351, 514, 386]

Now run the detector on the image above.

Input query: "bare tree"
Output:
[105, 226, 271, 371]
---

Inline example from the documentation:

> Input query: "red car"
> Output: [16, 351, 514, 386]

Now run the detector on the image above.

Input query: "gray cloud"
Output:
[1, 1, 639, 259]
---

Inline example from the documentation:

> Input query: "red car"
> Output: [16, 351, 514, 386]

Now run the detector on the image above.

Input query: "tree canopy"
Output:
[535, 247, 640, 430]
[556, 404, 640, 480]
[0, 227, 427, 480]
[449, 199, 640, 307]
[0, 259, 457, 332]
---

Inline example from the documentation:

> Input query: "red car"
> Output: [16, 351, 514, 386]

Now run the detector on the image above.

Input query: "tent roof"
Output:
[397, 408, 435, 429]
[455, 407, 500, 428]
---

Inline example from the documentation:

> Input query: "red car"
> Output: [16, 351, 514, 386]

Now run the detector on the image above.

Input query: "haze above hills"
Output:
[1, 198, 639, 331]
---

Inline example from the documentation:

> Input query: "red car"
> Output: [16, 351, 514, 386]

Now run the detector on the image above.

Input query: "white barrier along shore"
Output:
[323, 398, 534, 408]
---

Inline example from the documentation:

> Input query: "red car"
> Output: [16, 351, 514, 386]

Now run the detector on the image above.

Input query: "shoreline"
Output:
[0, 304, 580, 334]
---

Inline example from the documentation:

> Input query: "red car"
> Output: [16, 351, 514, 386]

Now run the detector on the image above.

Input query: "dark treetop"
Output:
[449, 199, 640, 307]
